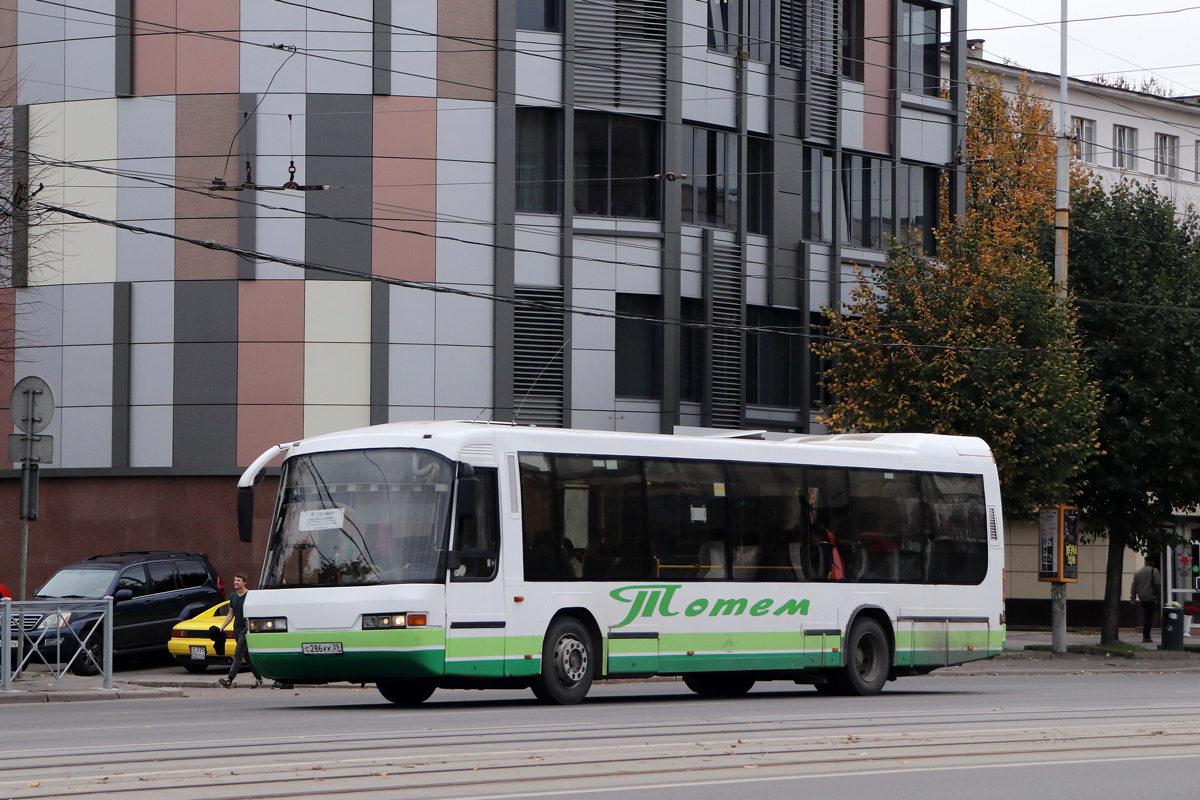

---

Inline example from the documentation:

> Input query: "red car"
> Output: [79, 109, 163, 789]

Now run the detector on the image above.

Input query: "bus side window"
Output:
[922, 473, 988, 585]
[452, 468, 499, 581]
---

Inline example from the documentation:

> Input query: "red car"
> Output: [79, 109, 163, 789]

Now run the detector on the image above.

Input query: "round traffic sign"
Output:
[10, 376, 55, 434]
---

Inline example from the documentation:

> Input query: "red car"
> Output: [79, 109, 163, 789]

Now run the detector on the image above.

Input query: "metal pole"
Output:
[1049, 2, 1071, 654]
[1053, 0, 1070, 299]
[2, 598, 11, 691]
[103, 596, 113, 690]
[17, 512, 28, 669]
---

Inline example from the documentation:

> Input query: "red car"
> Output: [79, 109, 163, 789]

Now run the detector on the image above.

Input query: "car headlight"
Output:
[247, 617, 288, 632]
[35, 612, 71, 630]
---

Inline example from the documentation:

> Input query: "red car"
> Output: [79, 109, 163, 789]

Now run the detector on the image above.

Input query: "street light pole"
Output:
[1051, 0, 1071, 655]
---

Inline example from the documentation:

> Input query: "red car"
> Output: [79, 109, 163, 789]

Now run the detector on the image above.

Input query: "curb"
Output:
[0, 685, 184, 704]
[1024, 644, 1199, 659]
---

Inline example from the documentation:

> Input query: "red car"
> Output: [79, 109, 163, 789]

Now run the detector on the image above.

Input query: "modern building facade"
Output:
[0, 0, 969, 590]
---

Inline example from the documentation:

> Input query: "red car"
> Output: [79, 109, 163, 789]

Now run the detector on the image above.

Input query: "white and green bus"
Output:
[237, 421, 1004, 705]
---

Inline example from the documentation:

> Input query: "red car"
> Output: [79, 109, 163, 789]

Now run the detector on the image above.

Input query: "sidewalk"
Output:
[4, 629, 1199, 704]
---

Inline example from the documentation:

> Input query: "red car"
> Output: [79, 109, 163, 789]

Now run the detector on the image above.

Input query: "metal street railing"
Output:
[2, 597, 113, 691]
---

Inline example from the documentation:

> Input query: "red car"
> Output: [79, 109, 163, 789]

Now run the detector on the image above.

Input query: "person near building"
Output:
[1130, 557, 1162, 643]
[217, 573, 263, 689]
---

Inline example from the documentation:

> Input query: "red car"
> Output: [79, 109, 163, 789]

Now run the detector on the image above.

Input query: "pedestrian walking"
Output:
[217, 572, 263, 689]
[1130, 557, 1161, 644]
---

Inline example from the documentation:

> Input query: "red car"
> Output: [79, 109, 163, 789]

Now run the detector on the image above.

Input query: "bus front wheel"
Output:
[830, 617, 890, 696]
[532, 617, 594, 705]
[377, 679, 436, 706]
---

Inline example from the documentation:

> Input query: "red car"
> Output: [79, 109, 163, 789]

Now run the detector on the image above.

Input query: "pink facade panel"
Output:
[237, 281, 304, 465]
[238, 280, 305, 342]
[132, 0, 178, 96]
[863, 0, 892, 154]
[373, 96, 437, 282]
[175, 94, 240, 279]
[176, 0, 240, 95]
[438, 0, 495, 102]
[0, 1, 16, 88]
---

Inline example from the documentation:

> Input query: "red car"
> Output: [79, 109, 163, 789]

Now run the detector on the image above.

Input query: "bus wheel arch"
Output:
[828, 609, 893, 696]
[532, 610, 599, 705]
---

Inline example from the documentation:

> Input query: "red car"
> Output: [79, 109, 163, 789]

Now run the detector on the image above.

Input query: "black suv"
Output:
[8, 552, 225, 674]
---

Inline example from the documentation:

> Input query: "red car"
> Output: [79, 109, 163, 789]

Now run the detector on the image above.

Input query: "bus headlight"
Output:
[248, 617, 288, 632]
[362, 613, 427, 629]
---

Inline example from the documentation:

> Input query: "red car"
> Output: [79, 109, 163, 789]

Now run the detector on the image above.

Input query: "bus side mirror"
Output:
[238, 486, 254, 543]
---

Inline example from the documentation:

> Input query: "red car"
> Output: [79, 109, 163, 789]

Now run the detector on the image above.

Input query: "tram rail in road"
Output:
[2, 672, 1199, 800]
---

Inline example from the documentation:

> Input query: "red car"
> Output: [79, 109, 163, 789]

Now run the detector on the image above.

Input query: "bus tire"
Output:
[531, 617, 594, 705]
[832, 617, 889, 696]
[683, 673, 755, 697]
[377, 679, 436, 706]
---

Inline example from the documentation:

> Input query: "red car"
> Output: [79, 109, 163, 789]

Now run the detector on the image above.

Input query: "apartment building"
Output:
[969, 51, 1200, 626]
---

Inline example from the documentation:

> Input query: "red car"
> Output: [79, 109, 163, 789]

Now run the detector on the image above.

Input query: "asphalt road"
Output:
[3, 669, 1198, 800]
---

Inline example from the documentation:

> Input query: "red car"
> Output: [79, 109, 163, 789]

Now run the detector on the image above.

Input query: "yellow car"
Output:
[167, 602, 245, 673]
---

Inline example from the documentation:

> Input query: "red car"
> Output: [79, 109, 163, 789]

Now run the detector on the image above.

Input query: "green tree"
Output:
[1066, 180, 1200, 643]
[817, 72, 1100, 515]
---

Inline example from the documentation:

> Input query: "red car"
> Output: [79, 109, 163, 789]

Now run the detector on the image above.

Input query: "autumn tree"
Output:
[1063, 180, 1200, 643]
[817, 72, 1100, 515]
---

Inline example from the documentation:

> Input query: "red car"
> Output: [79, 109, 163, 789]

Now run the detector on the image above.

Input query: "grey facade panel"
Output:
[112, 282, 131, 469]
[370, 280, 389, 425]
[373, 0, 392, 95]
[173, 343, 238, 406]
[172, 404, 237, 469]
[174, 280, 238, 343]
[305, 94, 373, 279]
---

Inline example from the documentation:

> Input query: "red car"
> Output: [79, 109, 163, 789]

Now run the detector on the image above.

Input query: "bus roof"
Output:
[272, 421, 994, 473]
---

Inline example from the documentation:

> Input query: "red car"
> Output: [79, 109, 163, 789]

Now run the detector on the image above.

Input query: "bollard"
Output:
[2, 598, 10, 691]
[103, 596, 114, 690]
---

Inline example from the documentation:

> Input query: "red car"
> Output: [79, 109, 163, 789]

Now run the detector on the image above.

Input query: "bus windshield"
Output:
[261, 449, 456, 588]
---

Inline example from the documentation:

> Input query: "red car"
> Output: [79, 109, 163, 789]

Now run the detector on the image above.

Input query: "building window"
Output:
[1113, 125, 1138, 170]
[1155, 133, 1179, 178]
[841, 154, 892, 250]
[897, 164, 938, 255]
[1196, 140, 1200, 181]
[746, 137, 771, 236]
[804, 148, 833, 242]
[516, 108, 562, 214]
[1072, 117, 1095, 163]
[517, 0, 561, 32]
[897, 2, 940, 96]
[746, 306, 805, 408]
[679, 297, 705, 404]
[708, 0, 735, 54]
[746, 0, 770, 62]
[841, 0, 863, 81]
[708, 0, 771, 62]
[682, 127, 737, 229]
[574, 112, 660, 219]
[615, 294, 661, 399]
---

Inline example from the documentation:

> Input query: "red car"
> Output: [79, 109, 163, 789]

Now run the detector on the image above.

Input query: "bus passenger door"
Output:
[444, 468, 508, 679]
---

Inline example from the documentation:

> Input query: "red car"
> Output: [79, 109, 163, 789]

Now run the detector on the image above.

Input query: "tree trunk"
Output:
[1101, 530, 1128, 644]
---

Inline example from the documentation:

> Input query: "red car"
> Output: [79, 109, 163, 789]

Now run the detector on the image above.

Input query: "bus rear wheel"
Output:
[683, 674, 755, 697]
[377, 679, 436, 706]
[829, 617, 889, 696]
[531, 617, 594, 705]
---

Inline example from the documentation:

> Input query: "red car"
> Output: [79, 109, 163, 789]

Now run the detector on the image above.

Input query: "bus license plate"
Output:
[190, 645, 206, 660]
[302, 642, 343, 655]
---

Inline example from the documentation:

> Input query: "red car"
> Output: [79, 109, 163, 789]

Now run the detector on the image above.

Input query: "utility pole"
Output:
[1051, 0, 1071, 654]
